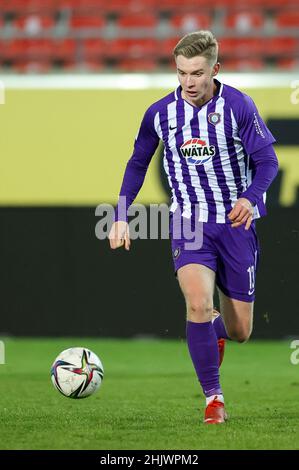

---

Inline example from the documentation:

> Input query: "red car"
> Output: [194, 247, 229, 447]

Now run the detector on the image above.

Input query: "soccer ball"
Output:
[51, 347, 104, 399]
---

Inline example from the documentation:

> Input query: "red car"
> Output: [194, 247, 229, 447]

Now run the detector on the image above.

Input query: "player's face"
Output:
[176, 55, 220, 107]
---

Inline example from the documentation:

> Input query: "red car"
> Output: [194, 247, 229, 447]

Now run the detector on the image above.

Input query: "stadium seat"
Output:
[118, 57, 157, 71]
[223, 58, 264, 71]
[158, 37, 180, 58]
[211, 0, 294, 7]
[0, 0, 57, 14]
[277, 58, 299, 70]
[22, 38, 54, 59]
[0, 0, 27, 13]
[0, 40, 22, 60]
[103, 0, 157, 14]
[1, 39, 53, 60]
[170, 13, 211, 32]
[14, 59, 52, 73]
[157, 0, 208, 12]
[116, 13, 158, 29]
[69, 15, 106, 29]
[57, 0, 104, 12]
[63, 59, 104, 71]
[224, 10, 265, 32]
[106, 38, 158, 59]
[9, 38, 76, 61]
[13, 15, 55, 35]
[249, 0, 298, 7]
[219, 38, 264, 58]
[82, 39, 105, 60]
[275, 10, 299, 28]
[50, 39, 77, 61]
[265, 37, 298, 55]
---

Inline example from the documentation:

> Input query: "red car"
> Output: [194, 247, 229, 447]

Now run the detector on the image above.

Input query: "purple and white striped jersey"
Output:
[117, 79, 277, 224]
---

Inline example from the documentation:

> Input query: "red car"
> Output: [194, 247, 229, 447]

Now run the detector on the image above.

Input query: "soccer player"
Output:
[109, 31, 278, 424]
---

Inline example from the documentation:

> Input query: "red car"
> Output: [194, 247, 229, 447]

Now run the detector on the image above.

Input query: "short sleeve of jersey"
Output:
[234, 94, 276, 155]
[134, 105, 160, 157]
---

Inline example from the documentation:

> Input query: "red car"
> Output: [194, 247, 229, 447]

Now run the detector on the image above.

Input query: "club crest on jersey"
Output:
[180, 138, 215, 165]
[208, 112, 221, 125]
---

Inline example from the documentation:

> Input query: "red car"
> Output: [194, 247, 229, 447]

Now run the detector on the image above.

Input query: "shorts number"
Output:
[247, 265, 255, 293]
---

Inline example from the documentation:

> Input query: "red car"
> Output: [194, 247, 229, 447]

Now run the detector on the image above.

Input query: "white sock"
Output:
[206, 394, 224, 405]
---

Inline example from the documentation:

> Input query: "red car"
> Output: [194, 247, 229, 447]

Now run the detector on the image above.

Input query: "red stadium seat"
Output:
[275, 10, 299, 28]
[225, 10, 265, 31]
[69, 15, 105, 29]
[7, 38, 76, 61]
[57, 0, 104, 12]
[277, 58, 299, 70]
[13, 15, 55, 35]
[223, 58, 264, 71]
[158, 37, 180, 58]
[118, 57, 157, 72]
[105, 38, 158, 59]
[82, 39, 105, 59]
[22, 38, 54, 59]
[157, 0, 208, 12]
[0, 39, 53, 60]
[51, 39, 77, 60]
[0, 0, 27, 13]
[14, 59, 52, 73]
[117, 13, 158, 29]
[265, 37, 298, 55]
[170, 13, 211, 32]
[249, 0, 298, 7]
[0, 40, 24, 60]
[63, 60, 104, 71]
[219, 38, 264, 58]
[103, 0, 157, 14]
[0, 0, 57, 14]
[211, 0, 294, 7]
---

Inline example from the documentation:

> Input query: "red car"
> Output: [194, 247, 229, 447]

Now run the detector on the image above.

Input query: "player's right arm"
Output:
[109, 105, 160, 250]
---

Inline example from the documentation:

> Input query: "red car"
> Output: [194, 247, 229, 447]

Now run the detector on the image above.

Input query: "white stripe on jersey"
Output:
[214, 97, 238, 204]
[197, 106, 226, 223]
[230, 109, 248, 193]
[154, 111, 178, 213]
[167, 101, 192, 218]
[182, 101, 209, 222]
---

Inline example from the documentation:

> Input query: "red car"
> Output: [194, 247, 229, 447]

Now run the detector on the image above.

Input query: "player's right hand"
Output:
[109, 221, 131, 251]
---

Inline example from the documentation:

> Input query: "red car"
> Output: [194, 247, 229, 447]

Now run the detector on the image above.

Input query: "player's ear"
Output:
[212, 62, 220, 76]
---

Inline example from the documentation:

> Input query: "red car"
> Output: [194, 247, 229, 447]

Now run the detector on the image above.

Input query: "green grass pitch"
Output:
[0, 338, 298, 450]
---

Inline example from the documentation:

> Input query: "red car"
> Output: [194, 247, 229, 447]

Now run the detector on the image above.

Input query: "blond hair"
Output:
[173, 30, 218, 66]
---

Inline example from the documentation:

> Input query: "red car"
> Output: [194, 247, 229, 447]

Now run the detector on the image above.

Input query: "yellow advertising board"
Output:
[0, 81, 298, 206]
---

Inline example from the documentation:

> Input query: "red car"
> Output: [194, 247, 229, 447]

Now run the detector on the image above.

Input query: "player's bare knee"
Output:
[186, 297, 213, 322]
[229, 327, 251, 343]
[236, 332, 250, 343]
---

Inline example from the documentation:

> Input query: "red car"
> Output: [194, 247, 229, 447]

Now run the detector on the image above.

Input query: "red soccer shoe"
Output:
[204, 397, 227, 424]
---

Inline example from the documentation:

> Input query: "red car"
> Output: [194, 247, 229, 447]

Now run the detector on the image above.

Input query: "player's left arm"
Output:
[228, 144, 278, 229]
[228, 94, 279, 230]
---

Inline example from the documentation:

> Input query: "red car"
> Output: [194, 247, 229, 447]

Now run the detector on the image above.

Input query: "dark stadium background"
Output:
[0, 0, 298, 339]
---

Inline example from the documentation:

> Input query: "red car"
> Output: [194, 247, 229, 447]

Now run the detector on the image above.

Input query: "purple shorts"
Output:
[170, 215, 260, 302]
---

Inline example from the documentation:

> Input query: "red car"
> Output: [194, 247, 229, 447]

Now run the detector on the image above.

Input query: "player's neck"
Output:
[182, 80, 218, 108]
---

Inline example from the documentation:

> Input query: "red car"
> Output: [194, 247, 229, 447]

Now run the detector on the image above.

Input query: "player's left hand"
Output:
[228, 198, 254, 230]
